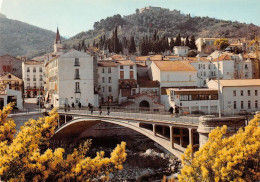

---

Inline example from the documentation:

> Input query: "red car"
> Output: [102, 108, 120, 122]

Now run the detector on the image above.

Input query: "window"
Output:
[40, 75, 43, 81]
[248, 90, 251, 96]
[208, 64, 211, 69]
[109, 86, 112, 92]
[33, 83, 36, 88]
[255, 90, 258, 96]
[33, 67, 36, 73]
[75, 58, 80, 66]
[130, 65, 133, 69]
[75, 82, 80, 93]
[39, 68, 42, 72]
[102, 87, 105, 92]
[102, 68, 105, 73]
[189, 75, 192, 81]
[75, 69, 80, 79]
[203, 64, 205, 69]
[204, 72, 206, 76]
[233, 90, 236, 96]
[33, 75, 36, 81]
[234, 101, 237, 109]
[240, 90, 243, 96]
[8, 75, 11, 79]
[245, 64, 248, 69]
[255, 100, 258, 109]
[120, 71, 124, 79]
[241, 101, 244, 109]
[102, 77, 105, 83]
[120, 65, 123, 69]
[108, 67, 111, 73]
[130, 71, 134, 79]
[198, 64, 201, 69]
[27, 67, 30, 72]
[108, 77, 112, 83]
[248, 101, 251, 109]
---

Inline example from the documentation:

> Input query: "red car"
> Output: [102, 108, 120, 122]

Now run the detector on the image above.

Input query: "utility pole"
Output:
[217, 52, 222, 118]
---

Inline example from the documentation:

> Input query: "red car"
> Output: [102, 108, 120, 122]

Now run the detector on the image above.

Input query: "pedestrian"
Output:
[169, 107, 174, 117]
[91, 105, 94, 114]
[175, 105, 179, 116]
[107, 106, 110, 115]
[78, 102, 81, 110]
[99, 105, 102, 115]
[68, 104, 70, 111]
[72, 102, 75, 108]
[64, 104, 67, 112]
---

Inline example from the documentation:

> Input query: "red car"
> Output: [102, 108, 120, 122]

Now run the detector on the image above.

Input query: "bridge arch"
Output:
[53, 117, 197, 159]
[139, 100, 150, 108]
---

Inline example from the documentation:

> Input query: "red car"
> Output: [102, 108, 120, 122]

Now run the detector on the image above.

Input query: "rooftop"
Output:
[116, 60, 135, 66]
[24, 60, 44, 65]
[98, 61, 118, 67]
[212, 54, 233, 62]
[153, 61, 197, 71]
[211, 79, 260, 87]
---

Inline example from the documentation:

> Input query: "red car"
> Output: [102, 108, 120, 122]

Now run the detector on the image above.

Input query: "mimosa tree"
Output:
[0, 103, 127, 182]
[179, 113, 260, 182]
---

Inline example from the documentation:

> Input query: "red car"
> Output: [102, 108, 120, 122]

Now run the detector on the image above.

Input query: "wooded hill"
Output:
[64, 7, 260, 50]
[0, 13, 57, 58]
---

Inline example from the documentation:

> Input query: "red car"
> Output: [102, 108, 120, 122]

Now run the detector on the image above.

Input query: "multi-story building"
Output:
[0, 73, 23, 93]
[97, 61, 119, 103]
[0, 54, 23, 78]
[207, 79, 260, 114]
[166, 88, 219, 114]
[22, 60, 45, 98]
[117, 60, 137, 104]
[45, 50, 97, 108]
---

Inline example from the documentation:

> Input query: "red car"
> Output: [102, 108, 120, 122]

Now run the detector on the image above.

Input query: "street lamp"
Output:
[217, 52, 222, 118]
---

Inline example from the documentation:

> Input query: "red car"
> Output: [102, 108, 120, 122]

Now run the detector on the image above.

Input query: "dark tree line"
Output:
[139, 31, 197, 56]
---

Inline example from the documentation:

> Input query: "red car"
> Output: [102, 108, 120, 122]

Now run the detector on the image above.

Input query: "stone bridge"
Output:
[52, 110, 246, 159]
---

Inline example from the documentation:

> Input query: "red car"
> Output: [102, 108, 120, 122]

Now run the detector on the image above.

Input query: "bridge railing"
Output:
[56, 107, 201, 125]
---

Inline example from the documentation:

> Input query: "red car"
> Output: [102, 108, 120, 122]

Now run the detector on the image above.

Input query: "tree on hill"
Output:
[179, 113, 260, 182]
[169, 38, 175, 50]
[175, 33, 181, 46]
[185, 36, 190, 47]
[189, 35, 197, 50]
[214, 38, 230, 50]
[129, 36, 136, 54]
[0, 103, 127, 181]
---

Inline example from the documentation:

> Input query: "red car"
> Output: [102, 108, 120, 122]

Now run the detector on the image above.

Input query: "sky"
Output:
[0, 0, 260, 38]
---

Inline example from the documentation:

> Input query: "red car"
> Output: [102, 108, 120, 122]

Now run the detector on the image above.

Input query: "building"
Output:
[166, 88, 218, 114]
[0, 85, 23, 109]
[0, 54, 23, 78]
[97, 61, 119, 104]
[0, 73, 23, 93]
[173, 46, 190, 57]
[148, 60, 197, 106]
[196, 38, 218, 52]
[207, 79, 260, 114]
[22, 60, 45, 98]
[117, 60, 137, 104]
[45, 50, 97, 108]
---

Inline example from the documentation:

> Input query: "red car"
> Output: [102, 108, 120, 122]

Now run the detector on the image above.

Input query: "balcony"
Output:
[74, 74, 80, 80]
[75, 89, 81, 93]
[74, 62, 80, 66]
[25, 86, 44, 90]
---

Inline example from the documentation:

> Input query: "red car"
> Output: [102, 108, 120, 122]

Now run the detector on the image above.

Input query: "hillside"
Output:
[65, 7, 260, 49]
[0, 14, 58, 58]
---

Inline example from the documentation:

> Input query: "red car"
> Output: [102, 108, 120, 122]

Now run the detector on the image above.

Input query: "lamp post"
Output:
[217, 52, 222, 118]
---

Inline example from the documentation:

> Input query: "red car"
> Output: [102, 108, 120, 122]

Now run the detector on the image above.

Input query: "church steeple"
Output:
[55, 27, 61, 44]
[54, 27, 63, 54]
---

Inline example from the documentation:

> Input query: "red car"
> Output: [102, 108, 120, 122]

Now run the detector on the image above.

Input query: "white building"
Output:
[207, 79, 260, 114]
[22, 60, 45, 98]
[166, 88, 218, 114]
[173, 46, 190, 57]
[0, 85, 22, 109]
[45, 50, 97, 108]
[148, 60, 197, 106]
[97, 61, 119, 103]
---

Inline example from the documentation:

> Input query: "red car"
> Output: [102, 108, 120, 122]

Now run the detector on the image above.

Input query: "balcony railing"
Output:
[74, 75, 80, 80]
[74, 62, 80, 66]
[75, 89, 81, 93]
[26, 86, 44, 90]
